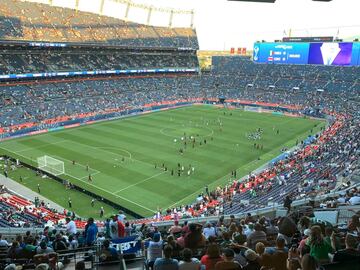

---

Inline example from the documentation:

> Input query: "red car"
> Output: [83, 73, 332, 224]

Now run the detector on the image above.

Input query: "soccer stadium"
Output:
[0, 0, 359, 269]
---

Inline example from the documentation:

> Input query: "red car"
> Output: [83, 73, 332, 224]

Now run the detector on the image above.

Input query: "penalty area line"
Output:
[64, 173, 156, 213]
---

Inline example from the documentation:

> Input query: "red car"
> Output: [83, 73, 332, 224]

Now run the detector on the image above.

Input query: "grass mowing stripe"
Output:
[0, 106, 325, 217]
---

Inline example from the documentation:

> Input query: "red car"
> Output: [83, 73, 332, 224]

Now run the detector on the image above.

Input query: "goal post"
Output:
[37, 155, 65, 176]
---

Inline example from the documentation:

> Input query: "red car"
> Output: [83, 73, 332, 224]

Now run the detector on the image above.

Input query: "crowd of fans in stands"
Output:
[2, 208, 360, 269]
[0, 0, 199, 49]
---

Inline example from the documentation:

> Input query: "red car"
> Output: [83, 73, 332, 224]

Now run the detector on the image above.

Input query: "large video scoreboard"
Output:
[253, 42, 360, 66]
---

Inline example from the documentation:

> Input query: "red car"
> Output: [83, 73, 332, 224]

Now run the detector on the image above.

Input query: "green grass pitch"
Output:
[0, 105, 325, 218]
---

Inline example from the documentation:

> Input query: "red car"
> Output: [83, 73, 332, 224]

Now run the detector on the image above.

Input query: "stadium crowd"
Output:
[1, 206, 360, 269]
[0, 0, 198, 49]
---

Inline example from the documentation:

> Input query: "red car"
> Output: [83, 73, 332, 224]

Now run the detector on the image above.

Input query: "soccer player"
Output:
[86, 164, 89, 171]
[88, 174, 92, 182]
[91, 199, 95, 207]
[37, 184, 40, 193]
[100, 207, 104, 218]
[68, 198, 72, 208]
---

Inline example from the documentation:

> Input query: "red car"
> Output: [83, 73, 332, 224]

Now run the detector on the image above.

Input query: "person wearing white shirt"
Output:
[202, 223, 216, 239]
[0, 234, 9, 247]
[117, 210, 126, 223]
[349, 195, 360, 205]
[66, 218, 77, 235]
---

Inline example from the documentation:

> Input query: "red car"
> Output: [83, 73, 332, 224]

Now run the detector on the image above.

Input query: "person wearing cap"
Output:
[215, 248, 242, 270]
[332, 234, 360, 263]
[243, 249, 261, 270]
[298, 228, 311, 251]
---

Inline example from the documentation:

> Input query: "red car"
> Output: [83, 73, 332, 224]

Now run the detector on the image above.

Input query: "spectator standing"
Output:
[65, 217, 77, 235]
[247, 223, 267, 250]
[85, 217, 98, 246]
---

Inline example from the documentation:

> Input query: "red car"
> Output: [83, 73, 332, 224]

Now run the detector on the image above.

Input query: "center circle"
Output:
[161, 125, 213, 138]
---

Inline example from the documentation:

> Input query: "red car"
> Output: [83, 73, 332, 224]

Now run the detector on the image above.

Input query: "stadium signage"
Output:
[254, 41, 360, 66]
[0, 68, 199, 81]
[29, 42, 67, 47]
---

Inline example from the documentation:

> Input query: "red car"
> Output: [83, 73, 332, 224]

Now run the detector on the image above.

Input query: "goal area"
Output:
[37, 155, 65, 176]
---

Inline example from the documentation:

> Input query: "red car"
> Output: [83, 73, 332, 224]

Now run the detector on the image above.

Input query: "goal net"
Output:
[37, 155, 65, 176]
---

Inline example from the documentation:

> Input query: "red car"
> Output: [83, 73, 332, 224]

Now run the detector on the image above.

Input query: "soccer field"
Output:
[0, 105, 325, 217]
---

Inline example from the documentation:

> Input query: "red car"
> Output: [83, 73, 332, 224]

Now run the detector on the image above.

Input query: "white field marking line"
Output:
[1, 145, 100, 177]
[63, 172, 156, 213]
[45, 154, 101, 175]
[69, 140, 154, 168]
[8, 140, 68, 154]
[0, 145, 155, 213]
[79, 171, 101, 180]
[0, 146, 91, 183]
[167, 157, 268, 208]
[93, 147, 132, 159]
[114, 171, 166, 194]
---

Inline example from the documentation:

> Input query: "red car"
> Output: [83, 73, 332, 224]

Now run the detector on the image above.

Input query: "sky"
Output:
[37, 0, 360, 50]
[132, 0, 360, 50]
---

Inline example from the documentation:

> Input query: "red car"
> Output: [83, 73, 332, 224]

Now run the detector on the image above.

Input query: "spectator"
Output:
[215, 248, 242, 270]
[203, 223, 216, 239]
[169, 221, 183, 235]
[0, 234, 9, 247]
[243, 249, 261, 270]
[247, 223, 267, 250]
[179, 248, 202, 270]
[184, 223, 206, 250]
[306, 225, 335, 263]
[99, 239, 119, 262]
[7, 241, 22, 259]
[300, 254, 320, 270]
[167, 235, 182, 258]
[52, 234, 68, 252]
[154, 245, 179, 270]
[201, 243, 223, 270]
[146, 232, 163, 269]
[85, 217, 98, 246]
[36, 241, 54, 254]
[332, 234, 360, 263]
[65, 217, 77, 235]
[110, 215, 125, 240]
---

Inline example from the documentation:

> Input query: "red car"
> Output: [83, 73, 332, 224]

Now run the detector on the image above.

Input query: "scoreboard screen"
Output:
[253, 42, 360, 66]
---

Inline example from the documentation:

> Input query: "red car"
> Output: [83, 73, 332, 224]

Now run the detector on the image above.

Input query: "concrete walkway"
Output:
[0, 174, 65, 212]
